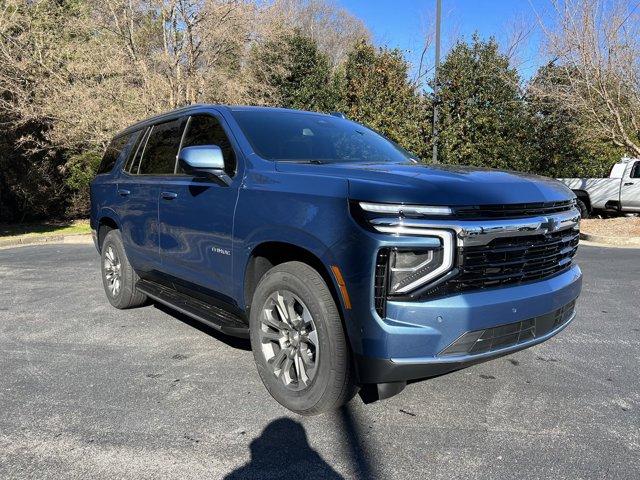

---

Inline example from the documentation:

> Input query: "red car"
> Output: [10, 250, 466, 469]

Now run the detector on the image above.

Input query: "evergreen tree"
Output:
[251, 32, 340, 112]
[434, 35, 533, 171]
[341, 41, 430, 159]
[526, 64, 625, 178]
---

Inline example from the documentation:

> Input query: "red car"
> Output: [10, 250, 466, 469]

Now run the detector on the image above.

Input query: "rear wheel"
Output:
[249, 261, 356, 415]
[100, 229, 147, 309]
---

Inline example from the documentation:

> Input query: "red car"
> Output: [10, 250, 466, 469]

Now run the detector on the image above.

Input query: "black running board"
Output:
[136, 279, 249, 338]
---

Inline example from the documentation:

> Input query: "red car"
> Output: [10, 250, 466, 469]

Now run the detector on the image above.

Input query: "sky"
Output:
[338, 0, 554, 82]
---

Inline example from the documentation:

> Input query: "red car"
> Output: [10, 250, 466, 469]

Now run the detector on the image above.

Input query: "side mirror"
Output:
[178, 145, 230, 184]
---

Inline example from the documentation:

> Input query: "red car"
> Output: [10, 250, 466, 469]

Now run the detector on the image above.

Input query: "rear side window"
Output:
[181, 115, 237, 175]
[97, 133, 137, 174]
[631, 162, 640, 179]
[126, 128, 151, 174]
[138, 119, 185, 175]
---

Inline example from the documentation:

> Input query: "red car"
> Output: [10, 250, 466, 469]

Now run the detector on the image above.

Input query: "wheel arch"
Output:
[96, 211, 121, 252]
[243, 241, 348, 323]
[572, 190, 591, 213]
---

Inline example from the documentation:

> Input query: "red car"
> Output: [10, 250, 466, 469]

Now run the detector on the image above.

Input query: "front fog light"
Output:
[386, 231, 455, 294]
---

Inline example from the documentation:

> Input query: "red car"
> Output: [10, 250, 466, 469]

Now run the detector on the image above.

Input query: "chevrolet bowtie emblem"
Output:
[541, 217, 559, 233]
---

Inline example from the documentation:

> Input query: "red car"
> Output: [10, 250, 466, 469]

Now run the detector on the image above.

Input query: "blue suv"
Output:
[90, 105, 582, 414]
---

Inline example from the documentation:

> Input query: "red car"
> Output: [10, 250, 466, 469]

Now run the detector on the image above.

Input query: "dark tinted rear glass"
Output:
[97, 133, 137, 174]
[138, 119, 185, 175]
[182, 115, 236, 175]
[126, 128, 150, 174]
[231, 110, 411, 163]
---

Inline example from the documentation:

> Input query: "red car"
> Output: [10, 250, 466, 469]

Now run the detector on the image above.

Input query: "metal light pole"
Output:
[432, 0, 442, 163]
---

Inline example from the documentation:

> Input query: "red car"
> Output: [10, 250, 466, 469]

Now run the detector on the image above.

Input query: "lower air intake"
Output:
[439, 300, 576, 357]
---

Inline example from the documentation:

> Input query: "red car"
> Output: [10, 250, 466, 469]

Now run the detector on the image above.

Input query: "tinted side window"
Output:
[126, 128, 150, 174]
[181, 115, 236, 175]
[631, 162, 640, 179]
[138, 119, 184, 175]
[98, 133, 136, 174]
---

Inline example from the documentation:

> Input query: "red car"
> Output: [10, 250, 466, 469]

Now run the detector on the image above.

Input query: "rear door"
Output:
[158, 112, 241, 302]
[118, 119, 186, 275]
[620, 160, 640, 211]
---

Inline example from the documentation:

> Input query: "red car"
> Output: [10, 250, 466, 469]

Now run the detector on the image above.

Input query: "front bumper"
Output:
[355, 265, 582, 384]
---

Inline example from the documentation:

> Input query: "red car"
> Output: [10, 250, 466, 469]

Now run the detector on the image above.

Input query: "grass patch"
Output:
[0, 220, 91, 239]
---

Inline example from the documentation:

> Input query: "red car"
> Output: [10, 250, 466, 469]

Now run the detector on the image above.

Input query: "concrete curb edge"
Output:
[579, 232, 640, 247]
[0, 233, 93, 249]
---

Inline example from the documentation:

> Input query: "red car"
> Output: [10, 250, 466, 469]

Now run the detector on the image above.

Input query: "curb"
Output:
[579, 232, 640, 247]
[0, 233, 93, 249]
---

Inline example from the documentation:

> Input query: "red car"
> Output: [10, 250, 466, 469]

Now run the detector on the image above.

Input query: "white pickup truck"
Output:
[558, 157, 640, 218]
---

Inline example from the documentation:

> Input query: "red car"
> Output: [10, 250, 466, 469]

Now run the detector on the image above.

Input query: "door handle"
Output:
[623, 182, 635, 186]
[117, 189, 131, 197]
[161, 191, 178, 200]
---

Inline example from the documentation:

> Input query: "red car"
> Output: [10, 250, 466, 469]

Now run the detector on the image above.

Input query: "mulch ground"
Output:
[581, 216, 640, 238]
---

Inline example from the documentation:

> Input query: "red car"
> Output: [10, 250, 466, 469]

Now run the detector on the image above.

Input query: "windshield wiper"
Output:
[278, 159, 326, 164]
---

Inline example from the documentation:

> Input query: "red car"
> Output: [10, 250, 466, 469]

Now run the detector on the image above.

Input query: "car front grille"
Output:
[388, 227, 580, 301]
[439, 300, 576, 356]
[373, 204, 580, 312]
[452, 228, 579, 291]
[451, 200, 575, 219]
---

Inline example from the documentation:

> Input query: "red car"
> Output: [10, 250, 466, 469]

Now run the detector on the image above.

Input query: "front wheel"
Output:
[249, 262, 357, 415]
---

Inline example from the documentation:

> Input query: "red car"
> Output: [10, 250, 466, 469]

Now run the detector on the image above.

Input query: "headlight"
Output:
[359, 202, 452, 216]
[385, 230, 455, 294]
[351, 201, 457, 297]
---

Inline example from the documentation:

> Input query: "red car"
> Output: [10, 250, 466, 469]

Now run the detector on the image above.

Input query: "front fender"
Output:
[233, 225, 340, 308]
[232, 170, 354, 317]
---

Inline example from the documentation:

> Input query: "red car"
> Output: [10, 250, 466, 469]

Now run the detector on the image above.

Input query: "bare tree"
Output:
[0, 0, 370, 156]
[265, 0, 369, 68]
[413, 12, 435, 85]
[501, 13, 538, 70]
[540, 0, 640, 156]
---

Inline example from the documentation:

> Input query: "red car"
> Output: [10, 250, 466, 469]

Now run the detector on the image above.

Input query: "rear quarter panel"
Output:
[90, 175, 120, 249]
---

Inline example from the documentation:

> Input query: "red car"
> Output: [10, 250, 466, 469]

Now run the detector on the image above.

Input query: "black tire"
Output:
[576, 198, 589, 219]
[100, 229, 147, 309]
[249, 261, 357, 415]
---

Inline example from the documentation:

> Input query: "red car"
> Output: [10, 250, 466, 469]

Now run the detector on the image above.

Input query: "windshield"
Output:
[231, 110, 413, 163]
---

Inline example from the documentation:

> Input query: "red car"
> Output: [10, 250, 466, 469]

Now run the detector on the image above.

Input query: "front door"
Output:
[620, 160, 640, 210]
[158, 113, 242, 302]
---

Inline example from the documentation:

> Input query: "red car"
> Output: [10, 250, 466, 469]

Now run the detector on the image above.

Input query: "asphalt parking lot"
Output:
[0, 243, 638, 479]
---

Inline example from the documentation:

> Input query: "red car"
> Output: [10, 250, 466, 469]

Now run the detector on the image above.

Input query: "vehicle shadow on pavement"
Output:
[224, 417, 343, 479]
[224, 405, 379, 480]
[153, 303, 251, 351]
[154, 302, 380, 479]
[336, 404, 379, 479]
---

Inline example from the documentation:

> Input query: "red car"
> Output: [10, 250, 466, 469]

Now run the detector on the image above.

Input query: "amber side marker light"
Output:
[331, 265, 352, 310]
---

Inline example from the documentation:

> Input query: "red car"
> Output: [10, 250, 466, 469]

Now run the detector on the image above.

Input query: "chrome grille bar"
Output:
[370, 208, 580, 247]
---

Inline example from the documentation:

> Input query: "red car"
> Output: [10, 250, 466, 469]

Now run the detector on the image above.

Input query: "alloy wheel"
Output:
[259, 290, 319, 391]
[104, 245, 122, 297]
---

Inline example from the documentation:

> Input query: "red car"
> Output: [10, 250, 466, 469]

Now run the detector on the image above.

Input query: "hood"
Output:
[274, 161, 574, 205]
